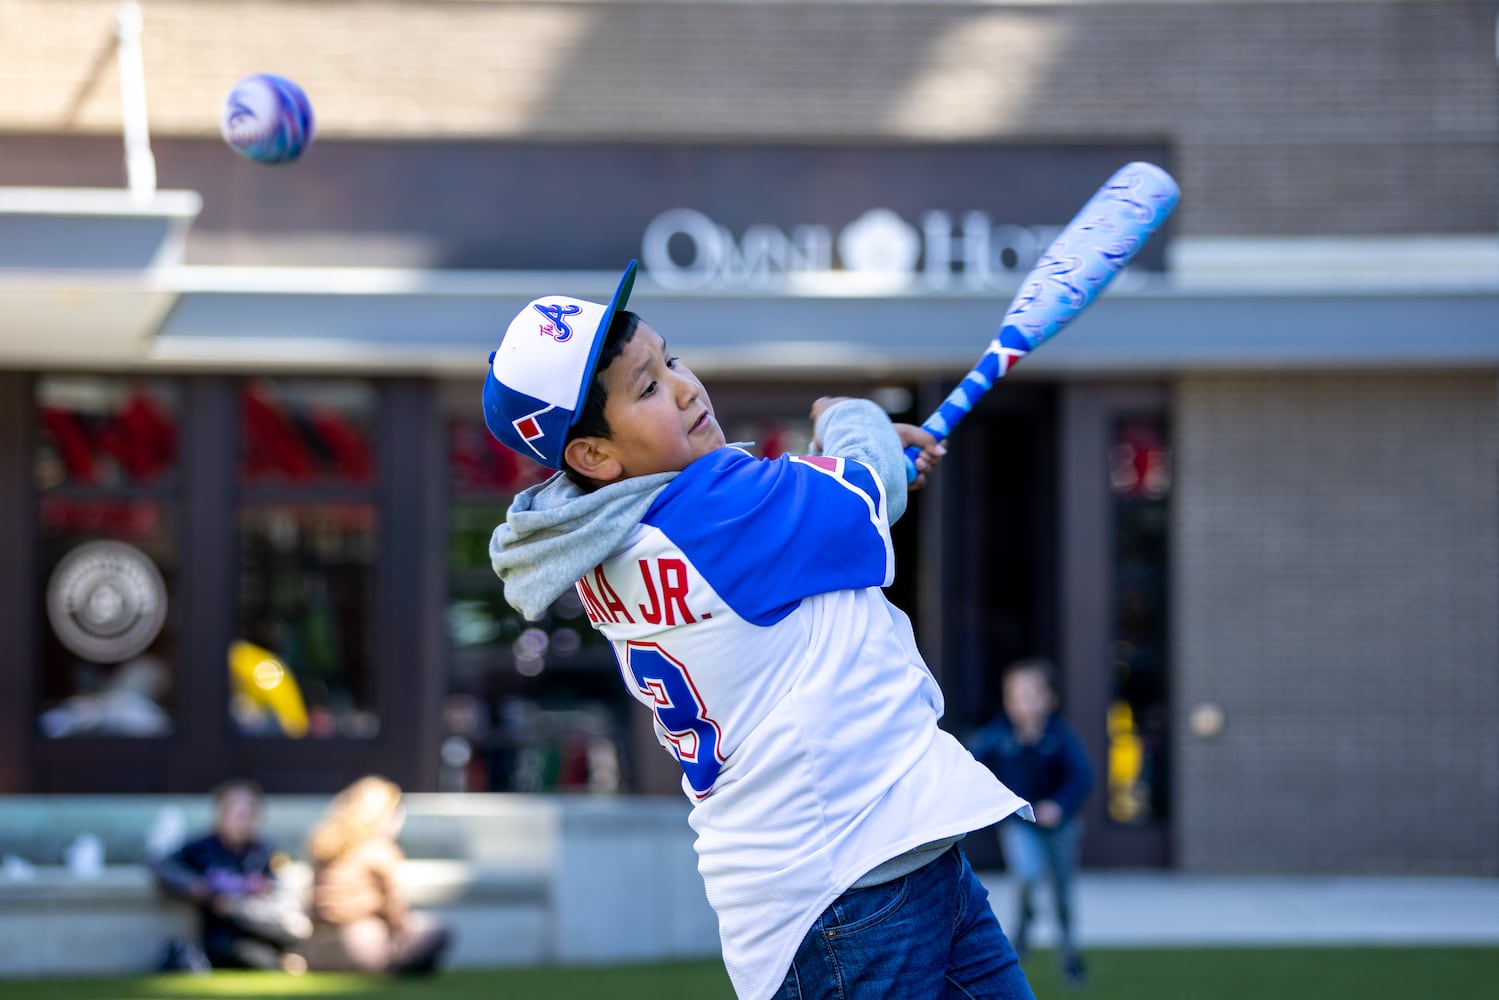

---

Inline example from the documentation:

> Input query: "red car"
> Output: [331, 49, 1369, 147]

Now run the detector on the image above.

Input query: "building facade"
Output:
[0, 0, 1495, 875]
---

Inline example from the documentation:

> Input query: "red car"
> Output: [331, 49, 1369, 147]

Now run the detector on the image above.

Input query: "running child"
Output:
[970, 657, 1093, 987]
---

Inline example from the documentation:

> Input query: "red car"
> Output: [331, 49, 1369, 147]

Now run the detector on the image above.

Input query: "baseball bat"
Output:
[904, 161, 1181, 481]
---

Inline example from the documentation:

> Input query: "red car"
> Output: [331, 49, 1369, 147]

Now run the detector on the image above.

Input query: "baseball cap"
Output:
[482, 260, 638, 469]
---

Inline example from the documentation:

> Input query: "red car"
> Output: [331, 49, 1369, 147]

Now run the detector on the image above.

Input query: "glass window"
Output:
[1105, 416, 1172, 826]
[236, 504, 378, 739]
[36, 377, 179, 489]
[721, 415, 812, 460]
[443, 413, 625, 794]
[240, 378, 375, 487]
[449, 418, 551, 497]
[236, 378, 380, 739]
[33, 374, 181, 739]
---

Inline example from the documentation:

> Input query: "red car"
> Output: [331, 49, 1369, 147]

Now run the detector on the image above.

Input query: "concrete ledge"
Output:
[0, 861, 554, 975]
[0, 877, 193, 977]
[0, 794, 719, 976]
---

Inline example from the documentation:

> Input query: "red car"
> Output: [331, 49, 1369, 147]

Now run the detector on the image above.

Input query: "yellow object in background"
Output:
[229, 640, 309, 738]
[1106, 700, 1144, 823]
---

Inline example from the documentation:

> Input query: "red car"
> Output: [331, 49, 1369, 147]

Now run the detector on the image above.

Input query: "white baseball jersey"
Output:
[575, 446, 1028, 1000]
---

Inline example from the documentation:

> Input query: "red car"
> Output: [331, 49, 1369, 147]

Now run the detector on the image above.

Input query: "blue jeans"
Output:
[774, 844, 1035, 1000]
[998, 815, 1083, 961]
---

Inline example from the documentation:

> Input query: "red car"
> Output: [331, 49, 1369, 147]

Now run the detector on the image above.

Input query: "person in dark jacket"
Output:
[970, 658, 1094, 988]
[150, 779, 310, 972]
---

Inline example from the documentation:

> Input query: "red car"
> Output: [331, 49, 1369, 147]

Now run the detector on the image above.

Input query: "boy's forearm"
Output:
[812, 398, 908, 523]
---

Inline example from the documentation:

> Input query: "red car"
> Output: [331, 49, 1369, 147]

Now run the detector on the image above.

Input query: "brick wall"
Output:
[0, 1, 1493, 234]
[1173, 373, 1499, 874]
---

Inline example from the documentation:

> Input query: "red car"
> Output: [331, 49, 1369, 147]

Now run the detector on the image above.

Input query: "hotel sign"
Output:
[642, 204, 1073, 290]
[514, 142, 1177, 288]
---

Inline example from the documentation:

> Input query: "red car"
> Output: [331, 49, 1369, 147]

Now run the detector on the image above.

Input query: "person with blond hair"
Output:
[302, 776, 451, 975]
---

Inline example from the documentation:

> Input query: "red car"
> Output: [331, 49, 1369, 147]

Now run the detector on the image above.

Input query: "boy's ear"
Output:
[563, 436, 623, 485]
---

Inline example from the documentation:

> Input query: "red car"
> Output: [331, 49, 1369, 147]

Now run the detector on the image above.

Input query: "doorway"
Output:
[924, 383, 1056, 871]
[929, 381, 1173, 870]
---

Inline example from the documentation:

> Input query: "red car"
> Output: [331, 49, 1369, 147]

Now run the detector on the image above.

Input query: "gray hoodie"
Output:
[489, 398, 908, 620]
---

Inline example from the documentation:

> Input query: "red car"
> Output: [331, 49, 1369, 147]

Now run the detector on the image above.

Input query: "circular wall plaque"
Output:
[46, 540, 168, 663]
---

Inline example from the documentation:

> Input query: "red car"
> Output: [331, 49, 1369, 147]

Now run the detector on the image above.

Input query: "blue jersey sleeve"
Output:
[642, 448, 894, 626]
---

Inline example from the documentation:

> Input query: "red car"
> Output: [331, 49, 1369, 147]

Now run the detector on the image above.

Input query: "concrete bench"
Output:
[0, 794, 719, 976]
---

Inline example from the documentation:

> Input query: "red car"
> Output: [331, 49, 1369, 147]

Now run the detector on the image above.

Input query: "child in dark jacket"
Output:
[970, 658, 1094, 987]
[150, 779, 310, 972]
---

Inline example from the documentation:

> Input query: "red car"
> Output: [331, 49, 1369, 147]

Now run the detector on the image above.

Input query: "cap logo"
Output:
[512, 404, 554, 460]
[533, 302, 582, 342]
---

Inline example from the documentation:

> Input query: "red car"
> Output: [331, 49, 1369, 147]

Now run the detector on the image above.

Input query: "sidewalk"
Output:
[975, 871, 1499, 948]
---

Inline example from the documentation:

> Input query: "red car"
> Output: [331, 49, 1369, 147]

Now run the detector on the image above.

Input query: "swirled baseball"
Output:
[221, 73, 315, 165]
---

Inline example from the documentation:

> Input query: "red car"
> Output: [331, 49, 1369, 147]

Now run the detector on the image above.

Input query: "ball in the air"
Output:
[221, 73, 315, 165]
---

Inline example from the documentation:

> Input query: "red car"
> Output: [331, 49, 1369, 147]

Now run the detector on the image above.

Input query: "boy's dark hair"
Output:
[1002, 656, 1059, 695]
[562, 309, 642, 490]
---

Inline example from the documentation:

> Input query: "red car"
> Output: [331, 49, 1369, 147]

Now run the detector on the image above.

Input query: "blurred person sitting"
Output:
[303, 776, 452, 976]
[969, 657, 1094, 989]
[150, 778, 310, 973]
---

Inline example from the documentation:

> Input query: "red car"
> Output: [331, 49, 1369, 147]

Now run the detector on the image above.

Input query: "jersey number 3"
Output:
[624, 642, 724, 797]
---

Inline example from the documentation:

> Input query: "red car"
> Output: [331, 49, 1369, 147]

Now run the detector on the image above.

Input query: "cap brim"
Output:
[568, 259, 638, 425]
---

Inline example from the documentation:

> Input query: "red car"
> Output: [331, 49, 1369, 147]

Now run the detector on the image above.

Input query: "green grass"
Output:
[2, 948, 1495, 1000]
[0, 962, 732, 1000]
[1020, 947, 1499, 999]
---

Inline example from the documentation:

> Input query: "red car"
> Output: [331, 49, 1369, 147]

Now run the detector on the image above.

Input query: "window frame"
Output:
[7, 374, 445, 794]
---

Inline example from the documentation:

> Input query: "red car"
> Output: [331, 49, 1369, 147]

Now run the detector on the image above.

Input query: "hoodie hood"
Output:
[489, 469, 678, 620]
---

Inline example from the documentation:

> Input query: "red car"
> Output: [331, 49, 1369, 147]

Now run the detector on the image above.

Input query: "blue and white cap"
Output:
[482, 260, 637, 469]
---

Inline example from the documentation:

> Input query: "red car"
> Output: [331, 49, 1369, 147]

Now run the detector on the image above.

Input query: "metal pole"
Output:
[115, 0, 157, 198]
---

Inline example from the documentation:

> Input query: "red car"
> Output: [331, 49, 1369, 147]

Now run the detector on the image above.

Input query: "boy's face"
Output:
[1002, 669, 1055, 730]
[575, 322, 725, 482]
[214, 788, 261, 850]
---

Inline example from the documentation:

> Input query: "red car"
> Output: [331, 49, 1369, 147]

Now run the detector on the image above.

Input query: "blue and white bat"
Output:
[904, 161, 1181, 481]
